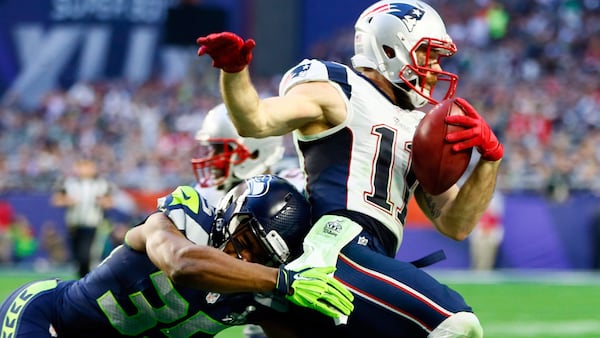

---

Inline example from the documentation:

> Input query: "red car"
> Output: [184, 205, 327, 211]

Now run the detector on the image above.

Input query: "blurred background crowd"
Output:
[1, 0, 599, 197]
[0, 0, 599, 268]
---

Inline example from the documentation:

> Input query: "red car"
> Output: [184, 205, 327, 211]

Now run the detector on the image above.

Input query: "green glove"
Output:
[275, 265, 354, 319]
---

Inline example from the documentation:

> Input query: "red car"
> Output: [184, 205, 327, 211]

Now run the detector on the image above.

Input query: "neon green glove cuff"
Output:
[277, 266, 354, 319]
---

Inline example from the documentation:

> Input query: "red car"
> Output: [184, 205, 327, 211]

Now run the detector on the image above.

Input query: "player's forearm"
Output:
[220, 69, 267, 137]
[440, 159, 501, 240]
[141, 213, 278, 293]
[169, 245, 278, 293]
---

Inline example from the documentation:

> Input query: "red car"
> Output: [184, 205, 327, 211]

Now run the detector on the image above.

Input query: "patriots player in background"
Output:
[197, 0, 503, 336]
[191, 103, 306, 337]
[0, 175, 353, 337]
[191, 102, 284, 206]
[191, 102, 305, 207]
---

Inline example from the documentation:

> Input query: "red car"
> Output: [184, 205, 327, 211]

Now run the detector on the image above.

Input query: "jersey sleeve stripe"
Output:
[323, 61, 352, 99]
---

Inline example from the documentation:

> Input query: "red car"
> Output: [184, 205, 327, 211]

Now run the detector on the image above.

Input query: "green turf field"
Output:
[437, 270, 600, 338]
[1, 268, 599, 337]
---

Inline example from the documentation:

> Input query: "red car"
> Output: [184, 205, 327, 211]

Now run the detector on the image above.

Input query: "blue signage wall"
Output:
[0, 0, 248, 109]
[396, 193, 600, 270]
[2, 191, 599, 269]
[0, 0, 171, 107]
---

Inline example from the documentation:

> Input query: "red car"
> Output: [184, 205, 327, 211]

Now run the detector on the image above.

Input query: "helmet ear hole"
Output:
[383, 45, 395, 58]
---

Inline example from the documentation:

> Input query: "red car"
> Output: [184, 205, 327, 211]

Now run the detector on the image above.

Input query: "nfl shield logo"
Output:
[206, 292, 221, 304]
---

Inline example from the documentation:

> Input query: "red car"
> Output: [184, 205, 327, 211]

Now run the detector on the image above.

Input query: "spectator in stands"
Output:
[40, 221, 69, 266]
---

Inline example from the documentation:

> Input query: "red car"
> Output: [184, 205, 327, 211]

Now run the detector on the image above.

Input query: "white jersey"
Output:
[279, 59, 425, 251]
[192, 184, 224, 208]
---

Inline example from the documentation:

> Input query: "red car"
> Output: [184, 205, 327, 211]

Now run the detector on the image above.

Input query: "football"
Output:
[412, 99, 472, 195]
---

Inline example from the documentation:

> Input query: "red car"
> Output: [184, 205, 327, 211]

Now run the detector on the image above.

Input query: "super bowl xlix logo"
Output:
[323, 220, 343, 236]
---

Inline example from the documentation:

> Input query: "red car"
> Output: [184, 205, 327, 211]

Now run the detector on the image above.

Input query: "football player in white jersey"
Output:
[197, 1, 502, 337]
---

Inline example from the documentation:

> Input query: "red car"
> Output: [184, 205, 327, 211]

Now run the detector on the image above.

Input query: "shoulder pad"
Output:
[158, 186, 204, 213]
[157, 186, 215, 242]
[279, 59, 330, 96]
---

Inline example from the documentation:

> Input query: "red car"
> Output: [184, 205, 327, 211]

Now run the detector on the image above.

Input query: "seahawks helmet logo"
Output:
[246, 175, 272, 197]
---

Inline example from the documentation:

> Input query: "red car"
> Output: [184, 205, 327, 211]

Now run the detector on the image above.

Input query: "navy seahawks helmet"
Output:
[211, 175, 312, 266]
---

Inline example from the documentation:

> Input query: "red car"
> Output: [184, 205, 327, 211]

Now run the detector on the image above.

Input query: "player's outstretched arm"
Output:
[196, 32, 274, 137]
[126, 212, 277, 293]
[125, 213, 353, 319]
[196, 32, 331, 138]
[415, 98, 503, 240]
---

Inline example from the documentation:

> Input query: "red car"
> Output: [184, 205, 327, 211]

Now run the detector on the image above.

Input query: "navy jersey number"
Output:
[364, 125, 414, 224]
[97, 271, 227, 336]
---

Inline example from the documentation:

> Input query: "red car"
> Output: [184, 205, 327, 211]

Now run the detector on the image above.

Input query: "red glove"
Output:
[196, 32, 256, 73]
[445, 97, 504, 161]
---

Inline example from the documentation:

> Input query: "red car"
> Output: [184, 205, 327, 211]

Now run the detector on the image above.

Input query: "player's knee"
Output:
[428, 312, 483, 338]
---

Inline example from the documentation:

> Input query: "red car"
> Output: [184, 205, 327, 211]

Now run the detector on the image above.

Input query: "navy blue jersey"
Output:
[273, 227, 472, 338]
[0, 186, 285, 337]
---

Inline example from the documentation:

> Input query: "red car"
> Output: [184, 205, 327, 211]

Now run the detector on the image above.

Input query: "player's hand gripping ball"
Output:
[445, 97, 504, 162]
[412, 98, 473, 195]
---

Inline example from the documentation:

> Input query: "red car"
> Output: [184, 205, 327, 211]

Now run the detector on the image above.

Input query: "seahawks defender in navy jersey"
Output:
[197, 0, 504, 336]
[0, 175, 353, 337]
